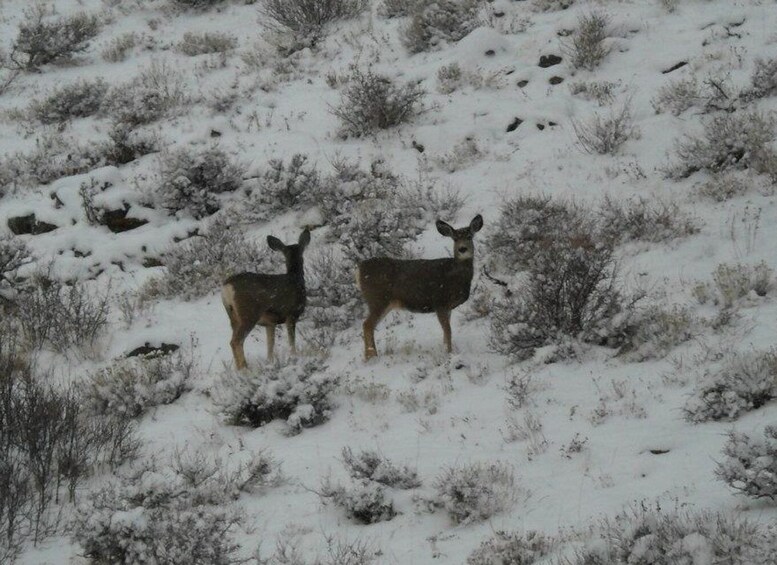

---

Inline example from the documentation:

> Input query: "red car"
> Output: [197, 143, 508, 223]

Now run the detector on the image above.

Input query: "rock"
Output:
[662, 61, 687, 74]
[8, 214, 58, 235]
[549, 76, 564, 85]
[539, 54, 562, 68]
[485, 49, 496, 57]
[412, 140, 425, 153]
[142, 257, 164, 268]
[506, 117, 523, 132]
[101, 207, 148, 233]
[517, 79, 529, 88]
[126, 342, 180, 358]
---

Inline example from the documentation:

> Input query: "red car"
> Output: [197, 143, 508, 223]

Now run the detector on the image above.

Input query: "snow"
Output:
[1, 0, 777, 563]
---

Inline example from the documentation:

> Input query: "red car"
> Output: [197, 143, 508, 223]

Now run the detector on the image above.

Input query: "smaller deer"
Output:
[222, 229, 310, 369]
[357, 215, 483, 360]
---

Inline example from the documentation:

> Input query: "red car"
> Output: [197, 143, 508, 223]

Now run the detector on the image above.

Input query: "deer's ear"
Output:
[298, 229, 311, 249]
[436, 220, 455, 238]
[469, 214, 483, 233]
[267, 235, 285, 251]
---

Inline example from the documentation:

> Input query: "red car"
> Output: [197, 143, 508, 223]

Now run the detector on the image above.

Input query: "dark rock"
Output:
[142, 257, 164, 268]
[485, 49, 496, 57]
[412, 140, 425, 153]
[102, 207, 148, 233]
[210, 129, 222, 137]
[549, 76, 564, 85]
[506, 117, 523, 132]
[649, 449, 670, 455]
[537, 123, 545, 131]
[126, 342, 180, 358]
[662, 61, 687, 74]
[517, 79, 529, 88]
[539, 54, 562, 68]
[8, 214, 58, 235]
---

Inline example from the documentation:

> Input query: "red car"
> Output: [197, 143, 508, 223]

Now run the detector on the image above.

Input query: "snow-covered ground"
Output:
[1, 0, 776, 563]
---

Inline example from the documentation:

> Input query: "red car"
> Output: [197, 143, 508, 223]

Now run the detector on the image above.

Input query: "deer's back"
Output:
[223, 272, 305, 323]
[358, 257, 473, 313]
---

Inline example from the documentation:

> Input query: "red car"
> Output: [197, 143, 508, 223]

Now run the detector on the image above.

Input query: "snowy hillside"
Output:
[1, 0, 777, 563]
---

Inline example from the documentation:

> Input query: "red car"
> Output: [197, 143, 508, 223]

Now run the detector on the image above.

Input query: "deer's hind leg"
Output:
[436, 309, 453, 354]
[363, 303, 392, 360]
[230, 320, 254, 370]
[266, 325, 276, 362]
[286, 319, 297, 356]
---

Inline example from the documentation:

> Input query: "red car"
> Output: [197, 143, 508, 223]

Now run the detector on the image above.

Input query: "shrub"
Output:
[260, 0, 367, 47]
[28, 79, 108, 124]
[467, 530, 553, 565]
[172, 0, 229, 8]
[574, 505, 774, 564]
[402, 0, 482, 54]
[14, 274, 110, 357]
[243, 153, 322, 221]
[652, 76, 700, 115]
[670, 111, 777, 179]
[565, 11, 610, 71]
[72, 459, 248, 565]
[437, 62, 463, 94]
[100, 122, 159, 166]
[684, 350, 777, 423]
[5, 6, 100, 71]
[101, 32, 136, 63]
[157, 145, 245, 218]
[572, 101, 636, 155]
[743, 57, 777, 101]
[532, 0, 574, 11]
[619, 305, 694, 361]
[103, 60, 186, 127]
[332, 69, 425, 138]
[341, 447, 421, 489]
[596, 196, 697, 245]
[569, 80, 616, 106]
[696, 171, 750, 202]
[81, 351, 195, 419]
[143, 218, 273, 302]
[0, 236, 31, 292]
[433, 462, 518, 524]
[379, 0, 418, 18]
[178, 32, 237, 56]
[695, 262, 774, 309]
[320, 480, 397, 524]
[716, 425, 777, 500]
[215, 359, 338, 435]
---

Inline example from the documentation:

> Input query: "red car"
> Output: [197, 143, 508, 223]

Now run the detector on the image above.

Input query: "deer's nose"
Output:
[458, 247, 468, 253]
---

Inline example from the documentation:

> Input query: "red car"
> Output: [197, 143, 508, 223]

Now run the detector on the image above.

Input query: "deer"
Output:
[356, 215, 483, 360]
[221, 229, 310, 369]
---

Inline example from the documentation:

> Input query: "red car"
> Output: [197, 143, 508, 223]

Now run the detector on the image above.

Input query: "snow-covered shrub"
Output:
[243, 153, 322, 220]
[659, 0, 680, 12]
[694, 262, 774, 309]
[5, 6, 100, 71]
[684, 350, 777, 423]
[620, 305, 694, 361]
[14, 274, 110, 356]
[260, 0, 367, 48]
[433, 462, 518, 524]
[596, 196, 697, 245]
[100, 122, 159, 166]
[572, 505, 774, 565]
[437, 62, 463, 94]
[716, 425, 777, 500]
[103, 61, 186, 126]
[28, 79, 108, 124]
[467, 530, 553, 565]
[215, 359, 337, 435]
[341, 447, 421, 489]
[379, 0, 419, 18]
[670, 111, 777, 179]
[143, 218, 272, 301]
[532, 0, 574, 11]
[573, 101, 636, 154]
[81, 350, 194, 419]
[157, 145, 245, 218]
[742, 57, 777, 101]
[652, 76, 700, 116]
[569, 80, 616, 106]
[178, 31, 237, 56]
[101, 32, 136, 63]
[320, 480, 397, 524]
[172, 0, 229, 8]
[696, 171, 750, 202]
[72, 460, 247, 565]
[402, 0, 482, 54]
[0, 236, 31, 292]
[435, 137, 483, 173]
[332, 69, 425, 138]
[565, 11, 610, 71]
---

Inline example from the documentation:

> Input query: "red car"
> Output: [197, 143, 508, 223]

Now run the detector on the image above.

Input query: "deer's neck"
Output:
[286, 260, 305, 287]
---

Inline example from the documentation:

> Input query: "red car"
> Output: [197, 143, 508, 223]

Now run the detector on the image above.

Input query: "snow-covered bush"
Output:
[157, 145, 245, 218]
[565, 11, 610, 71]
[5, 6, 100, 71]
[684, 350, 777, 423]
[716, 425, 777, 500]
[652, 76, 700, 115]
[742, 57, 777, 101]
[260, 0, 367, 48]
[177, 31, 237, 56]
[332, 69, 425, 138]
[433, 462, 518, 524]
[693, 262, 774, 309]
[143, 218, 273, 301]
[172, 0, 229, 8]
[437, 62, 463, 94]
[467, 530, 553, 565]
[619, 305, 694, 361]
[100, 122, 159, 166]
[402, 0, 482, 54]
[28, 78, 108, 124]
[320, 480, 397, 524]
[596, 196, 697, 245]
[243, 153, 322, 221]
[14, 274, 110, 356]
[101, 32, 136, 62]
[696, 170, 750, 201]
[670, 111, 777, 179]
[379, 0, 419, 18]
[532, 0, 574, 11]
[573, 101, 636, 154]
[341, 447, 421, 489]
[103, 61, 186, 127]
[0, 236, 31, 292]
[569, 80, 616, 106]
[573, 505, 774, 564]
[72, 459, 248, 565]
[82, 350, 195, 419]
[215, 359, 337, 435]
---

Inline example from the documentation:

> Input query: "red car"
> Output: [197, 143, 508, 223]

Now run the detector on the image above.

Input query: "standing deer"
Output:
[222, 229, 310, 369]
[357, 215, 483, 360]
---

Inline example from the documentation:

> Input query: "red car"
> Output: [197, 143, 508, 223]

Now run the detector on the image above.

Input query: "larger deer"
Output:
[222, 229, 310, 369]
[357, 215, 483, 359]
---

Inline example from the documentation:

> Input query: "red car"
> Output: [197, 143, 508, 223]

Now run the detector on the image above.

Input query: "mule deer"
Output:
[357, 215, 483, 359]
[222, 229, 310, 369]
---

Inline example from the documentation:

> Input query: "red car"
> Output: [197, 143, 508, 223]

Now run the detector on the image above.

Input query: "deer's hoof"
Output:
[364, 348, 378, 361]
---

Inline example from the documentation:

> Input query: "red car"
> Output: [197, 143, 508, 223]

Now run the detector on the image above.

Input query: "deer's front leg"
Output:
[266, 324, 276, 362]
[286, 320, 297, 356]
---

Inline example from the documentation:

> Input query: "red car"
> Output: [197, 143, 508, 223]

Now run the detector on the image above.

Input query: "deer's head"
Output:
[436, 215, 483, 261]
[267, 229, 311, 273]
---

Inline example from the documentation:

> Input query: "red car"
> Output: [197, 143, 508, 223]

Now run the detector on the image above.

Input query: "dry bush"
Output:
[332, 69, 425, 138]
[532, 0, 574, 11]
[172, 0, 230, 7]
[101, 32, 136, 62]
[565, 11, 610, 71]
[716, 425, 777, 500]
[319, 479, 397, 524]
[652, 76, 700, 115]
[468, 531, 553, 565]
[696, 171, 750, 202]
[742, 57, 777, 101]
[573, 101, 636, 155]
[402, 0, 482, 54]
[569, 80, 616, 106]
[379, 0, 419, 18]
[260, 0, 367, 48]
[619, 305, 694, 361]
[0, 236, 31, 292]
[596, 196, 697, 245]
[694, 262, 774, 309]
[28, 79, 108, 124]
[341, 447, 421, 489]
[178, 31, 237, 56]
[103, 60, 186, 127]
[433, 462, 519, 524]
